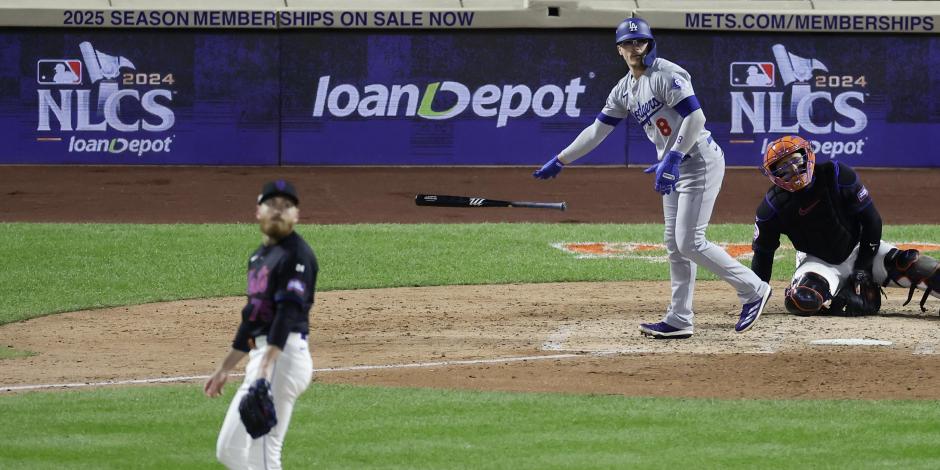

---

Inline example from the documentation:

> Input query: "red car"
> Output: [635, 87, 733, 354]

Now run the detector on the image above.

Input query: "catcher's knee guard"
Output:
[883, 248, 940, 313]
[785, 272, 831, 316]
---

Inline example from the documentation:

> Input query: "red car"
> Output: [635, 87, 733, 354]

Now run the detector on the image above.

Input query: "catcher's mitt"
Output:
[830, 270, 884, 316]
[239, 378, 277, 439]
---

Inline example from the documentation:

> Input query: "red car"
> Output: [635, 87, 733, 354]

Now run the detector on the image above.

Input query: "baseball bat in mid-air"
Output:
[415, 194, 567, 211]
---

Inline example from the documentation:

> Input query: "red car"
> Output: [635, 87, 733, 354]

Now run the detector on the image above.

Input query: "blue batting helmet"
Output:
[615, 17, 657, 67]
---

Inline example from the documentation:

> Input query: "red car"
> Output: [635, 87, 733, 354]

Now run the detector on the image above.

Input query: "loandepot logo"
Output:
[553, 242, 940, 262]
[312, 75, 586, 127]
[729, 44, 868, 159]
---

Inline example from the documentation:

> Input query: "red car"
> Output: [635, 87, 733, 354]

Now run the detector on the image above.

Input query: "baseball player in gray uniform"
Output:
[534, 17, 772, 339]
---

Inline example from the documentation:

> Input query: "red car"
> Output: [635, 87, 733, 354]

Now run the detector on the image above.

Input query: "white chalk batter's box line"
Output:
[1, 353, 617, 393]
[8, 338, 934, 392]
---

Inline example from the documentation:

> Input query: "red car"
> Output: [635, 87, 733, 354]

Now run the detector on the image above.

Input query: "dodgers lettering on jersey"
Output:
[601, 58, 712, 160]
[631, 97, 664, 125]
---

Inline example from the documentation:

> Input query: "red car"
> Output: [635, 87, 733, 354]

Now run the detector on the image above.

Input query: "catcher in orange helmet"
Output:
[750, 135, 940, 316]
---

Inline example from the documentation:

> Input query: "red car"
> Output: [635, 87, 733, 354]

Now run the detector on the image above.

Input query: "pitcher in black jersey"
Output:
[204, 179, 318, 469]
[750, 135, 939, 316]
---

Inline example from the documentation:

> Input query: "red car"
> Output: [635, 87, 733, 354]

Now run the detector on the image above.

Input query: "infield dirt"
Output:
[2, 166, 939, 398]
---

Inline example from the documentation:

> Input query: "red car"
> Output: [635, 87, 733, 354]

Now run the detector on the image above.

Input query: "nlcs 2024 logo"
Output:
[729, 44, 868, 159]
[36, 42, 177, 157]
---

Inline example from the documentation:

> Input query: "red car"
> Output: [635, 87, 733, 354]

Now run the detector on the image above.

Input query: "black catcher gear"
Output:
[830, 269, 884, 316]
[882, 248, 940, 314]
[751, 162, 880, 281]
[784, 272, 831, 316]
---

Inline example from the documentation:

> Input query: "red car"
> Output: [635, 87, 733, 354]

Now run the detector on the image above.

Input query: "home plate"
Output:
[809, 338, 893, 346]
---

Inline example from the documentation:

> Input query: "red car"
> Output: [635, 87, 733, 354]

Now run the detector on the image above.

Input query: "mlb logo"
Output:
[729, 62, 775, 87]
[37, 59, 82, 85]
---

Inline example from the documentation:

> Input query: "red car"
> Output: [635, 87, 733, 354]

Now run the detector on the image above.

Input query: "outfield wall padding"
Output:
[2, 28, 938, 167]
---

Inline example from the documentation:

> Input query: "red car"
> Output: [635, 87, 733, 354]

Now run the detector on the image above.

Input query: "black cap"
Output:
[257, 179, 299, 205]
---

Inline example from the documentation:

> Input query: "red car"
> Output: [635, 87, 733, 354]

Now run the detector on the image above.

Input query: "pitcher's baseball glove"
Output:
[239, 378, 277, 439]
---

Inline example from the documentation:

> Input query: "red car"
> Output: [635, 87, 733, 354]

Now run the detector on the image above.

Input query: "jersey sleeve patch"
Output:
[856, 186, 869, 202]
[661, 72, 694, 107]
[671, 77, 683, 90]
[287, 278, 305, 296]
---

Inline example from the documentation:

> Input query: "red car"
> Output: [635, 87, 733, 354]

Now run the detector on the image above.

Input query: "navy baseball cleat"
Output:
[639, 321, 693, 339]
[735, 285, 772, 333]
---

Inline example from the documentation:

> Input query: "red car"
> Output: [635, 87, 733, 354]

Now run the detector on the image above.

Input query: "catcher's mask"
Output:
[761, 135, 816, 192]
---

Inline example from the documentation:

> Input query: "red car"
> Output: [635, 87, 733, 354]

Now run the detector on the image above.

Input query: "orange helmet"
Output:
[761, 135, 816, 192]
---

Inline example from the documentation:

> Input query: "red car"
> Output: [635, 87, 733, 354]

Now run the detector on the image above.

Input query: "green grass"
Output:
[3, 222, 940, 469]
[2, 222, 937, 325]
[2, 383, 940, 469]
[0, 345, 35, 359]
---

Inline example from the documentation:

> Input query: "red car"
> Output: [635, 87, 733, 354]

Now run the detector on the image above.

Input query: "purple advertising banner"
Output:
[0, 30, 279, 164]
[281, 30, 940, 168]
[662, 31, 940, 168]
[1, 29, 938, 167]
[279, 30, 628, 165]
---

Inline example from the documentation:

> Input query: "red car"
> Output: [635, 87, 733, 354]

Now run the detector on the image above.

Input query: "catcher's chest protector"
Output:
[770, 165, 858, 265]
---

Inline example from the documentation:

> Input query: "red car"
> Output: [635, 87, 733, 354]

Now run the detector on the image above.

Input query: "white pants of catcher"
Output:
[794, 240, 940, 302]
[216, 332, 313, 470]
[661, 137, 768, 329]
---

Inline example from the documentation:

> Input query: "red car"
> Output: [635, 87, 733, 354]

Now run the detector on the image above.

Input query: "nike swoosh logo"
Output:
[799, 200, 821, 216]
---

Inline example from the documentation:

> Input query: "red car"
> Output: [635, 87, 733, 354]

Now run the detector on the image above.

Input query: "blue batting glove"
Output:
[643, 150, 683, 195]
[533, 156, 564, 179]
